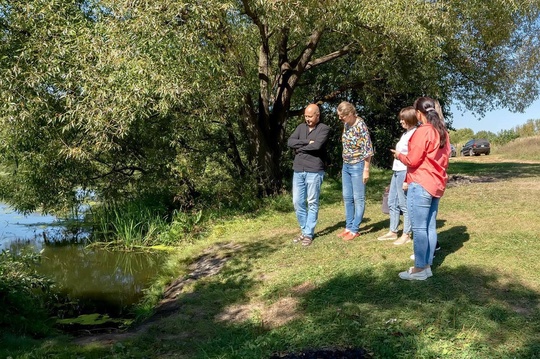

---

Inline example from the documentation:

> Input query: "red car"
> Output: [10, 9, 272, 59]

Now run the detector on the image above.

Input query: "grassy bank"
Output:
[494, 135, 540, 161]
[4, 156, 540, 359]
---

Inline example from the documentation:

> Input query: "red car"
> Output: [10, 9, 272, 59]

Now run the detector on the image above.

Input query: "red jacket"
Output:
[397, 123, 451, 198]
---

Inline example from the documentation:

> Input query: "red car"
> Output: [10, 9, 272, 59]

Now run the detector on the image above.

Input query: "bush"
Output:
[157, 209, 203, 245]
[0, 250, 55, 337]
[492, 129, 519, 146]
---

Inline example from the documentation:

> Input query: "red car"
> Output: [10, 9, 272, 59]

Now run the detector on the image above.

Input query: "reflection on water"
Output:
[0, 203, 168, 316]
[39, 245, 166, 315]
[0, 203, 59, 251]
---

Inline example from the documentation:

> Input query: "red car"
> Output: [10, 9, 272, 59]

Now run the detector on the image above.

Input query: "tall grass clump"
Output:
[495, 135, 540, 160]
[88, 196, 208, 247]
[89, 199, 170, 248]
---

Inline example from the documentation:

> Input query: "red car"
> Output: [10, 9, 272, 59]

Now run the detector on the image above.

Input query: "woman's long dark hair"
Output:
[414, 97, 447, 148]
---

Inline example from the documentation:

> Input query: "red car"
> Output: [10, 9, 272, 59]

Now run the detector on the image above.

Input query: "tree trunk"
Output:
[241, 94, 285, 196]
[239, 24, 328, 195]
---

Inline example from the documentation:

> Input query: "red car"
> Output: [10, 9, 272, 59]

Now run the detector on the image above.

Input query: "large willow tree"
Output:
[0, 0, 539, 212]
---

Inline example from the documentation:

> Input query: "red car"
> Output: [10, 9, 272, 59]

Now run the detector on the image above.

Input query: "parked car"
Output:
[461, 139, 490, 156]
[450, 144, 457, 157]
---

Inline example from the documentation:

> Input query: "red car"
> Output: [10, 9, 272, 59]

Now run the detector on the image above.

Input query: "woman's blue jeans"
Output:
[342, 162, 366, 234]
[407, 182, 440, 268]
[292, 171, 325, 238]
[388, 170, 411, 234]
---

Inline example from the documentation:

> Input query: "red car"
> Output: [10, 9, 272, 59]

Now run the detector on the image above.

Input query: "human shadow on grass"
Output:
[130, 256, 539, 358]
[357, 218, 469, 261]
[315, 220, 347, 238]
[287, 265, 540, 359]
[316, 215, 386, 239]
[349, 216, 398, 238]
[71, 235, 539, 359]
[433, 225, 469, 268]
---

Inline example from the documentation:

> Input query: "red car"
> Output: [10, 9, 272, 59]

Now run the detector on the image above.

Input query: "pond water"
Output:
[0, 203, 59, 250]
[0, 203, 168, 318]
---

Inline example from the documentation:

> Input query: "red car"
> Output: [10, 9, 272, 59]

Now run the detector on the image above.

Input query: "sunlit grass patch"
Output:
[495, 135, 540, 161]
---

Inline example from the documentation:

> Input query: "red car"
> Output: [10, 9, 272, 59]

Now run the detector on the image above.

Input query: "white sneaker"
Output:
[378, 231, 398, 241]
[398, 267, 428, 280]
[393, 234, 411, 245]
[404, 263, 433, 278]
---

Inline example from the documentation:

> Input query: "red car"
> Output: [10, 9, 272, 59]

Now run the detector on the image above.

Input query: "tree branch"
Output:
[288, 108, 305, 117]
[241, 0, 265, 40]
[241, 0, 271, 119]
[305, 42, 355, 71]
[88, 163, 147, 181]
[273, 27, 290, 92]
[291, 28, 325, 71]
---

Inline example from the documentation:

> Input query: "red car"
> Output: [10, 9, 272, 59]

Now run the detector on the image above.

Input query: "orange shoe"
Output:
[337, 229, 349, 238]
[342, 231, 360, 241]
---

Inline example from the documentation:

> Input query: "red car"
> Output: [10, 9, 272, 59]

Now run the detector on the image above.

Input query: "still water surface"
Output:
[0, 203, 168, 316]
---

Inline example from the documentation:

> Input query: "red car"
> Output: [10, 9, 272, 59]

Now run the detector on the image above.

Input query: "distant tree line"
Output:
[449, 119, 540, 146]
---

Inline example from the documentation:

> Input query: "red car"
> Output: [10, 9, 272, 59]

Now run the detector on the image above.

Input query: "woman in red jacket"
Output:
[391, 97, 451, 280]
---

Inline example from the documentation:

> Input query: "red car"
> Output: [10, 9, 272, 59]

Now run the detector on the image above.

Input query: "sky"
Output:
[449, 98, 540, 133]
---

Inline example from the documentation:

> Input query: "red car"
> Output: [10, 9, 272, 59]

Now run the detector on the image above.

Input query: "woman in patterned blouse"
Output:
[335, 101, 374, 241]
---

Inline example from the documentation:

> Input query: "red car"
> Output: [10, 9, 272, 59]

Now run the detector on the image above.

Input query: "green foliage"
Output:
[492, 129, 519, 145]
[449, 128, 475, 145]
[475, 130, 497, 141]
[1, 0, 540, 213]
[0, 250, 55, 337]
[157, 209, 203, 245]
[515, 118, 540, 137]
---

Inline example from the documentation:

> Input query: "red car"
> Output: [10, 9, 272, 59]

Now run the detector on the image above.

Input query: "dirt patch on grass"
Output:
[216, 296, 301, 329]
[446, 174, 497, 187]
[262, 297, 301, 328]
[291, 281, 317, 296]
[215, 281, 317, 329]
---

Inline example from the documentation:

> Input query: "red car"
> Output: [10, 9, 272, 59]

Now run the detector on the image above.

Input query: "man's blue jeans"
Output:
[407, 182, 440, 268]
[388, 170, 411, 234]
[342, 162, 366, 234]
[292, 171, 325, 238]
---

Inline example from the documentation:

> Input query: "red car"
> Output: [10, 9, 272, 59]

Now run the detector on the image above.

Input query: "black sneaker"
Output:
[435, 242, 441, 251]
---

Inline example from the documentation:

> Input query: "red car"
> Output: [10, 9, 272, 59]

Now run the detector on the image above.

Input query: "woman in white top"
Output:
[378, 106, 418, 244]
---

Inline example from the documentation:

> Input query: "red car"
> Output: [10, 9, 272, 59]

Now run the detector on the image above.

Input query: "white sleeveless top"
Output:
[392, 127, 417, 171]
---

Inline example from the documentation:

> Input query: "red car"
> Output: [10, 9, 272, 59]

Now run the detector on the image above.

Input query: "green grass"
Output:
[3, 156, 540, 359]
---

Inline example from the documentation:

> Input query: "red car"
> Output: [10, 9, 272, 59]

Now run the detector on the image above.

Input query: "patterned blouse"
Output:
[342, 117, 374, 164]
